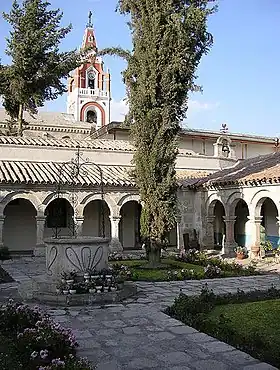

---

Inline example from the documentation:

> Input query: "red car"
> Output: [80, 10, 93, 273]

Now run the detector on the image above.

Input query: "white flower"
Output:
[30, 351, 38, 359]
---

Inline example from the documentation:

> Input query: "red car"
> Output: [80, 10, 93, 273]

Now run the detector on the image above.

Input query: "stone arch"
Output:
[250, 190, 280, 216]
[117, 193, 140, 208]
[80, 102, 105, 126]
[227, 191, 247, 217]
[206, 194, 226, 217]
[3, 198, 37, 253]
[42, 192, 73, 207]
[0, 191, 41, 216]
[80, 193, 115, 217]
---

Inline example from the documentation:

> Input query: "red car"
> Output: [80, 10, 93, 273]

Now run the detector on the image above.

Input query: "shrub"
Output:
[0, 300, 93, 370]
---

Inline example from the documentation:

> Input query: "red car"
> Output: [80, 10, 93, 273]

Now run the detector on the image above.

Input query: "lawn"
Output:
[111, 258, 204, 281]
[208, 299, 280, 343]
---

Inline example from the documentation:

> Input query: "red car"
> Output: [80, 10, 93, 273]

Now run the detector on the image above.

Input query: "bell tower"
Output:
[67, 12, 111, 129]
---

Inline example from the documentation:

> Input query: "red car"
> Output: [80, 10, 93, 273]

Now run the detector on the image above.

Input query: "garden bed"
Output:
[110, 249, 260, 281]
[166, 285, 280, 368]
[0, 300, 94, 370]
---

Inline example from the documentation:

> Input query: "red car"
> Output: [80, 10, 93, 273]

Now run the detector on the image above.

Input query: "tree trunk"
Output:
[146, 241, 161, 268]
[17, 103, 23, 136]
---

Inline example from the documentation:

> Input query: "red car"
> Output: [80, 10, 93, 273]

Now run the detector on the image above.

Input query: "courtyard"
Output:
[0, 256, 279, 370]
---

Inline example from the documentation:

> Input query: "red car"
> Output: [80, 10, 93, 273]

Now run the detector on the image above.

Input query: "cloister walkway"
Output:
[0, 257, 279, 370]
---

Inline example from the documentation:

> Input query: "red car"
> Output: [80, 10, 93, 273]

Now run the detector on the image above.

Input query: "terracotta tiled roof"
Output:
[0, 160, 209, 188]
[0, 161, 135, 187]
[0, 136, 135, 152]
[0, 109, 90, 128]
[194, 151, 280, 187]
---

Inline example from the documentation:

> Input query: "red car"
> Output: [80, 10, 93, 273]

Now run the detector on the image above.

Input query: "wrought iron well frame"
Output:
[52, 145, 105, 239]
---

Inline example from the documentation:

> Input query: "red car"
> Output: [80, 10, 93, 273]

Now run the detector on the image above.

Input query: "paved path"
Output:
[0, 257, 279, 370]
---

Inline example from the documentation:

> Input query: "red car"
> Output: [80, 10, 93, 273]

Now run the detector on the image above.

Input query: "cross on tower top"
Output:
[87, 10, 93, 28]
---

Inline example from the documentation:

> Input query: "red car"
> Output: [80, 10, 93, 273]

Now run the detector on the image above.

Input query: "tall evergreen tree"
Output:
[101, 0, 216, 265]
[1, 0, 79, 135]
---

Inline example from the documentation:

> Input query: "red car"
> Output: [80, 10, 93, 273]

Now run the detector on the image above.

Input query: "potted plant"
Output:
[234, 246, 246, 260]
[88, 281, 96, 294]
[56, 281, 65, 294]
[95, 277, 103, 293]
[69, 284, 77, 294]
[262, 240, 273, 256]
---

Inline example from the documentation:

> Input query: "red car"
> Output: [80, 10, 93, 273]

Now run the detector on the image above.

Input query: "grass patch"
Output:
[209, 299, 280, 342]
[111, 258, 204, 281]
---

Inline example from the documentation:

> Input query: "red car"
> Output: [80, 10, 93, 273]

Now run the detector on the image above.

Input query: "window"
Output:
[86, 110, 97, 124]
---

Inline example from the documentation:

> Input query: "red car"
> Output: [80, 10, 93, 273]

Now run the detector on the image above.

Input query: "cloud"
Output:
[187, 100, 220, 112]
[110, 98, 129, 122]
[110, 98, 219, 122]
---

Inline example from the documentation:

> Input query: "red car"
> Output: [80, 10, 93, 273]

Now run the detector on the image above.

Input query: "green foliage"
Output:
[1, 0, 79, 134]
[101, 1, 217, 261]
[166, 285, 280, 368]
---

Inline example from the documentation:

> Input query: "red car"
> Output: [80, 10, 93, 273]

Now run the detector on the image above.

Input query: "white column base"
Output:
[34, 244, 46, 257]
[109, 237, 123, 253]
[222, 241, 238, 257]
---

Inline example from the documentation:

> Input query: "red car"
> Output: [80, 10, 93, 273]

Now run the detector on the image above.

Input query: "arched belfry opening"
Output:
[86, 110, 97, 124]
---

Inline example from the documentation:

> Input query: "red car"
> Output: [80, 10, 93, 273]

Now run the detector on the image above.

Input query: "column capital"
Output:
[75, 216, 84, 222]
[0, 215, 5, 222]
[206, 216, 215, 223]
[35, 215, 46, 222]
[110, 215, 121, 222]
[223, 216, 236, 223]
[248, 215, 263, 224]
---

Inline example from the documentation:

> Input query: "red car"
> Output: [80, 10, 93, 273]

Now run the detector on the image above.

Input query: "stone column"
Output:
[203, 216, 215, 250]
[222, 216, 238, 256]
[253, 216, 263, 246]
[75, 216, 84, 237]
[0, 215, 5, 247]
[34, 216, 46, 257]
[109, 216, 123, 252]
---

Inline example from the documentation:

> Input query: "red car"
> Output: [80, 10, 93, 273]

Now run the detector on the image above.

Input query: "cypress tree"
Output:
[1, 0, 79, 135]
[101, 0, 216, 265]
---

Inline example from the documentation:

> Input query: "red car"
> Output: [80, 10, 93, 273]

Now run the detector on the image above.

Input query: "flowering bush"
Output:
[175, 249, 257, 277]
[0, 300, 93, 370]
[203, 264, 223, 278]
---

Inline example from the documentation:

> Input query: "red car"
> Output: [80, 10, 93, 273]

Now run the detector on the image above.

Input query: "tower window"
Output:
[86, 110, 97, 123]
[87, 70, 96, 89]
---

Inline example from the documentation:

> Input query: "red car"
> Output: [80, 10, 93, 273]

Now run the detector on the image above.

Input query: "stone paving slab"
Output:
[0, 258, 279, 369]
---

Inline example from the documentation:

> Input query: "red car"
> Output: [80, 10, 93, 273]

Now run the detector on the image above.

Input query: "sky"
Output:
[0, 0, 280, 136]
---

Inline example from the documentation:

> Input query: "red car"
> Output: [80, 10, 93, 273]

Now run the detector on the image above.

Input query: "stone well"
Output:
[45, 236, 109, 280]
